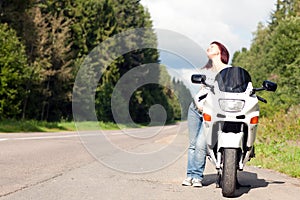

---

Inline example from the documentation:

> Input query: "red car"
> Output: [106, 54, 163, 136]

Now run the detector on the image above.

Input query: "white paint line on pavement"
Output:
[0, 131, 130, 142]
[0, 125, 180, 142]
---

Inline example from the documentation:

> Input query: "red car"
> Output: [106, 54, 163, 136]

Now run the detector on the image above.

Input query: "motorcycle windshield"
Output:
[215, 67, 252, 93]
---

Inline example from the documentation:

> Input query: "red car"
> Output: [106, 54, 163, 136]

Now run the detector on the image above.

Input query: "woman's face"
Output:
[206, 43, 220, 59]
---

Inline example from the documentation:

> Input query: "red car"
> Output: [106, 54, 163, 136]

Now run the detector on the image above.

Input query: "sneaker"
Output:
[182, 177, 193, 186]
[192, 178, 203, 187]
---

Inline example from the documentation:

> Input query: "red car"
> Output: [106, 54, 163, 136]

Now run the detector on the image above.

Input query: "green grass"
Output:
[249, 105, 300, 178]
[0, 120, 142, 133]
[249, 142, 300, 178]
[0, 120, 69, 132]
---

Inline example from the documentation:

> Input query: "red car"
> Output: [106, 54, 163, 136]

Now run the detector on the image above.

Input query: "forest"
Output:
[0, 0, 299, 124]
[231, 0, 300, 116]
[0, 0, 191, 123]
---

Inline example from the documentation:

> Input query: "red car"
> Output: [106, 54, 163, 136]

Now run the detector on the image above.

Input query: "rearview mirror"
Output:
[262, 80, 277, 92]
[191, 74, 206, 84]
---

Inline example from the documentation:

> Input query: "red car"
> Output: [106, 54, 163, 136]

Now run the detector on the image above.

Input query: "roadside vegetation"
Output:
[231, 0, 300, 178]
[249, 105, 300, 178]
[0, 120, 143, 133]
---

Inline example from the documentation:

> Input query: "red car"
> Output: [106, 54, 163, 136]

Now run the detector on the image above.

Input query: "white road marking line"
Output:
[0, 131, 132, 142]
[0, 134, 77, 141]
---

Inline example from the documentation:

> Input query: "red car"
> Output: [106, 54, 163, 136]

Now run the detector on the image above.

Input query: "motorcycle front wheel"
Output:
[222, 148, 237, 197]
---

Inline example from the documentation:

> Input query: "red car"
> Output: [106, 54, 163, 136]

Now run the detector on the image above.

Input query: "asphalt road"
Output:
[0, 122, 299, 200]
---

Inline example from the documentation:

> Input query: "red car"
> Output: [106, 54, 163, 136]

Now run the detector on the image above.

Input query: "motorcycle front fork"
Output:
[215, 123, 245, 171]
[216, 151, 244, 170]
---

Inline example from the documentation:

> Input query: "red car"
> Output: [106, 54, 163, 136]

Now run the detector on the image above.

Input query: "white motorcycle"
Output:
[191, 67, 277, 197]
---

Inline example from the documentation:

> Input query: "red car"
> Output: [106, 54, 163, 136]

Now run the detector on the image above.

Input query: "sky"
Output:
[140, 0, 276, 56]
[140, 0, 276, 94]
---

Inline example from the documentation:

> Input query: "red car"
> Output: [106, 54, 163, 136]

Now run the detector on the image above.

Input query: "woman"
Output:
[182, 41, 230, 187]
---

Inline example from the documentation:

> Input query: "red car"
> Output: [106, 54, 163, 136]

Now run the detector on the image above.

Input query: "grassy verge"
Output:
[0, 120, 142, 133]
[249, 105, 300, 178]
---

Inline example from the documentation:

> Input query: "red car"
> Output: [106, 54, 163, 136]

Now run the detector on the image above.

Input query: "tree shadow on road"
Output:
[202, 171, 285, 198]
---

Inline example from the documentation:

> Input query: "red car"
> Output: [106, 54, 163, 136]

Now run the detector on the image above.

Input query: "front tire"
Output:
[222, 148, 237, 197]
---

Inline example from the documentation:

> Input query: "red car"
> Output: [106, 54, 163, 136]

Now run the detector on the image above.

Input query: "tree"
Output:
[24, 6, 73, 121]
[0, 23, 29, 119]
[265, 16, 300, 111]
[270, 0, 300, 29]
[0, 0, 180, 124]
[159, 65, 192, 120]
[232, 0, 300, 116]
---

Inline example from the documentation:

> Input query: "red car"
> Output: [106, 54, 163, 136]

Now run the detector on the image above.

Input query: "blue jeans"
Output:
[186, 102, 207, 180]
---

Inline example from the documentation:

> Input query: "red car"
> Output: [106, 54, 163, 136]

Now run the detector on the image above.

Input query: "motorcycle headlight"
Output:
[219, 99, 245, 112]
